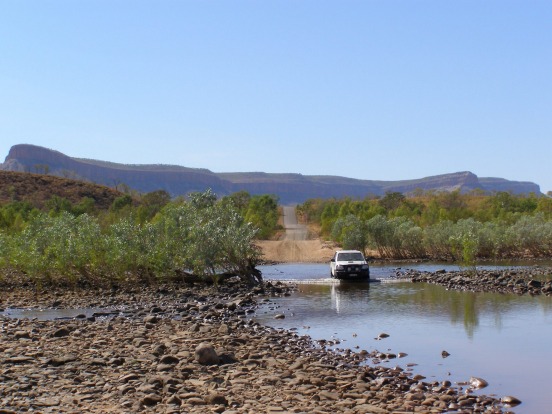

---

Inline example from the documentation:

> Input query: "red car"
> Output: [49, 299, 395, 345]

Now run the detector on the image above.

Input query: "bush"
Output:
[331, 214, 368, 253]
[0, 190, 263, 286]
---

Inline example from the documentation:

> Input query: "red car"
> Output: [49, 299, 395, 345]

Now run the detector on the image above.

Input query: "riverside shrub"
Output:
[300, 192, 552, 260]
[0, 190, 262, 286]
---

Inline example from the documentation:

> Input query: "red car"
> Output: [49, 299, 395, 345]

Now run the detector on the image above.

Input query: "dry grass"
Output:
[0, 171, 124, 210]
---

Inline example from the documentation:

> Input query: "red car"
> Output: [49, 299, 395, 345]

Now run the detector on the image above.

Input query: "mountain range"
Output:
[0, 144, 541, 203]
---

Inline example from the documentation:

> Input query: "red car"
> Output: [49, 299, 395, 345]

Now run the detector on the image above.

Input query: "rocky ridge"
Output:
[1, 144, 542, 203]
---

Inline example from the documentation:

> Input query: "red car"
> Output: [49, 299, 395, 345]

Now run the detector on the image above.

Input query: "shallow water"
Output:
[1, 307, 122, 320]
[3, 262, 550, 412]
[256, 263, 552, 414]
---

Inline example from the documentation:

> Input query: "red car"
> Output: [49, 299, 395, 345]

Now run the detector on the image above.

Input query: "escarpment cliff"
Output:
[2, 145, 227, 196]
[1, 144, 542, 203]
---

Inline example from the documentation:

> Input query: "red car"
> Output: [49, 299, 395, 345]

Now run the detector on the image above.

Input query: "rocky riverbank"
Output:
[398, 266, 552, 296]
[1, 279, 517, 413]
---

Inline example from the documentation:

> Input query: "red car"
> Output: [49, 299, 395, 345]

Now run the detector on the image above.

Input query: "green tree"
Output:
[244, 194, 279, 239]
[378, 192, 406, 212]
[331, 214, 368, 253]
[136, 190, 171, 223]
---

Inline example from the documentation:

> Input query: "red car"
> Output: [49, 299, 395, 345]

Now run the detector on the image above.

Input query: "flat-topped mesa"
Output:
[1, 144, 542, 203]
[2, 144, 227, 196]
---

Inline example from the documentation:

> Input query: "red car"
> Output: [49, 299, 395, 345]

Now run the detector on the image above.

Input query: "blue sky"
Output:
[1, 1, 551, 192]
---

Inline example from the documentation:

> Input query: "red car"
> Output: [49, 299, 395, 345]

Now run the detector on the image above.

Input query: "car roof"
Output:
[336, 250, 362, 254]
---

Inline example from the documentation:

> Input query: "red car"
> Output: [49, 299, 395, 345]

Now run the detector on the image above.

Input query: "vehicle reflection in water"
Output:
[330, 282, 370, 315]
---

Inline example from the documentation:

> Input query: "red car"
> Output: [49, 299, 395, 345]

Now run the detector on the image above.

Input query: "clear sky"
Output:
[1, 1, 551, 192]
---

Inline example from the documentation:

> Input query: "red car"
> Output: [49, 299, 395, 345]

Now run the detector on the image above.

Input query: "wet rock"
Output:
[528, 280, 542, 288]
[501, 395, 522, 406]
[470, 376, 489, 389]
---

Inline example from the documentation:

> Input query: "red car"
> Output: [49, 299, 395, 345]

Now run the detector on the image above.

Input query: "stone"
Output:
[14, 330, 30, 339]
[120, 373, 140, 383]
[206, 394, 228, 406]
[143, 315, 159, 324]
[159, 355, 179, 365]
[5, 356, 34, 364]
[48, 355, 77, 366]
[52, 327, 71, 337]
[140, 393, 162, 406]
[501, 395, 522, 406]
[195, 342, 219, 365]
[219, 352, 239, 365]
[469, 376, 489, 389]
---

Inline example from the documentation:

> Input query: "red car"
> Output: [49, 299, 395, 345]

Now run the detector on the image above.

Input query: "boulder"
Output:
[501, 396, 522, 406]
[469, 377, 489, 389]
[52, 327, 71, 338]
[195, 342, 219, 365]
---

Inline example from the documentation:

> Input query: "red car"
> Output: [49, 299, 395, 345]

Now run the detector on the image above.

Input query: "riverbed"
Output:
[256, 262, 552, 414]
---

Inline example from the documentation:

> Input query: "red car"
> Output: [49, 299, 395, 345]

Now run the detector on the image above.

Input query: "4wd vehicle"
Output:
[330, 250, 370, 280]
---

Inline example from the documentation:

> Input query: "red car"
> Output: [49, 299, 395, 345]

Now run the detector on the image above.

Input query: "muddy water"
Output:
[256, 263, 552, 414]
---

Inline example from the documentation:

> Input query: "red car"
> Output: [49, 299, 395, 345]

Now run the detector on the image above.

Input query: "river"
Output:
[256, 262, 552, 414]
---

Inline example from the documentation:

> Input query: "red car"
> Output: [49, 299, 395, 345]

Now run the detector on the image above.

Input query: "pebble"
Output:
[407, 267, 552, 296]
[0, 280, 513, 413]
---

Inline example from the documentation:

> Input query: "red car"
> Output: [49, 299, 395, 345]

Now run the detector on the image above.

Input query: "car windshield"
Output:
[337, 252, 364, 261]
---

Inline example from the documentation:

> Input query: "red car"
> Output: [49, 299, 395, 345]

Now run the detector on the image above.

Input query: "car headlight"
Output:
[336, 265, 344, 270]
[362, 265, 369, 270]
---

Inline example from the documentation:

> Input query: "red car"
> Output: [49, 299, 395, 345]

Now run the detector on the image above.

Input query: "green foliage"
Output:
[224, 190, 251, 214]
[331, 214, 368, 253]
[44, 196, 97, 217]
[0, 190, 263, 286]
[110, 195, 133, 212]
[299, 191, 552, 261]
[448, 219, 480, 272]
[0, 201, 39, 233]
[136, 190, 171, 224]
[364, 216, 424, 259]
[379, 192, 406, 212]
[244, 194, 279, 239]
[7, 212, 102, 284]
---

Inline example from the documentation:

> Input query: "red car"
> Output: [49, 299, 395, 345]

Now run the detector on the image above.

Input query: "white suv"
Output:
[330, 250, 370, 280]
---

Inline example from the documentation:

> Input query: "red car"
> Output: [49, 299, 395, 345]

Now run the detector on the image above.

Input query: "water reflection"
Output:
[256, 269, 552, 413]
[330, 283, 370, 314]
[293, 282, 552, 338]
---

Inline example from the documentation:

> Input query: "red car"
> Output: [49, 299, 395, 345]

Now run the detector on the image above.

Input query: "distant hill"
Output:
[0, 170, 123, 209]
[1, 144, 542, 203]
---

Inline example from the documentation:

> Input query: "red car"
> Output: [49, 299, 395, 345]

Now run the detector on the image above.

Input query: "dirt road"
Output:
[257, 206, 336, 263]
